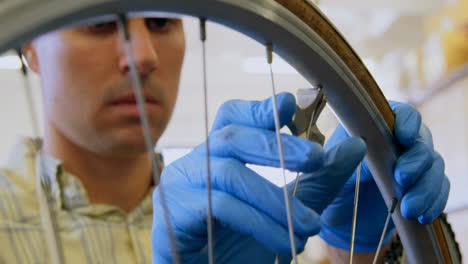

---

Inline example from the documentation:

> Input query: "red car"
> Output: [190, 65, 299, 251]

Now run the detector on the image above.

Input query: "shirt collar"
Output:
[12, 137, 155, 221]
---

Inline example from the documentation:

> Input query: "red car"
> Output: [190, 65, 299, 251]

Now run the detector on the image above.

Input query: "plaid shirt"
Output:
[0, 138, 154, 264]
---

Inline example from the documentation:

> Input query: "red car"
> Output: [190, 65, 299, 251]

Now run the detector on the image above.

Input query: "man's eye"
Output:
[145, 18, 172, 31]
[85, 22, 117, 33]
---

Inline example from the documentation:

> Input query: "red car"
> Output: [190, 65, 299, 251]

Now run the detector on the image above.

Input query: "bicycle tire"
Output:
[0, 0, 461, 263]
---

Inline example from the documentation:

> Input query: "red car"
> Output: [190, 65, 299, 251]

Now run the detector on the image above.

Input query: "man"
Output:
[0, 15, 448, 263]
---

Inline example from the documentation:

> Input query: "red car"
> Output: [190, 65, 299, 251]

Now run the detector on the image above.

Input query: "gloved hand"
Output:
[152, 92, 366, 263]
[311, 101, 450, 252]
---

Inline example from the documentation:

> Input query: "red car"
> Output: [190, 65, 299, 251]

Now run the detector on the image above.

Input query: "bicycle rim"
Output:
[0, 0, 461, 263]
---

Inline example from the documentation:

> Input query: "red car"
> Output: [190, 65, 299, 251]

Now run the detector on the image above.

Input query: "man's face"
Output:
[24, 17, 185, 155]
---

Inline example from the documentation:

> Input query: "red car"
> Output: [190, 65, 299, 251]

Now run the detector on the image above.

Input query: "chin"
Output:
[95, 119, 166, 155]
[103, 140, 150, 156]
[115, 131, 160, 153]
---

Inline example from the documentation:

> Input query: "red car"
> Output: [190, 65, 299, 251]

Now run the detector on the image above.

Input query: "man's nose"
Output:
[119, 19, 159, 77]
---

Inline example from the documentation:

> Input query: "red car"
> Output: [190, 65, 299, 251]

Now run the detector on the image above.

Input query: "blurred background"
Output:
[0, 0, 467, 262]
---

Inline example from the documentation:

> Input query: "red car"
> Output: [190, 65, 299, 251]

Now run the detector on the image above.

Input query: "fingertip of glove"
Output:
[394, 168, 409, 188]
[417, 208, 442, 224]
[252, 92, 296, 129]
[276, 92, 297, 125]
[276, 91, 296, 105]
[302, 143, 325, 172]
[417, 215, 434, 224]
[401, 196, 424, 220]
[418, 178, 450, 224]
[393, 103, 421, 147]
[342, 137, 367, 159]
[354, 137, 367, 154]
[322, 136, 367, 173]
[394, 144, 433, 187]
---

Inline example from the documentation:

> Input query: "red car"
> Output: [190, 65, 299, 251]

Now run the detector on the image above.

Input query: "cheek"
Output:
[160, 36, 185, 88]
[154, 33, 185, 108]
[38, 53, 85, 116]
[165, 46, 184, 113]
[35, 41, 71, 116]
[37, 35, 116, 111]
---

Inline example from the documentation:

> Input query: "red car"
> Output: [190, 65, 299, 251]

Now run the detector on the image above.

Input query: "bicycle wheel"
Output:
[0, 0, 461, 263]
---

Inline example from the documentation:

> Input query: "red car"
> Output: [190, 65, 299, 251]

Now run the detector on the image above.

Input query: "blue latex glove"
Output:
[314, 101, 450, 252]
[152, 92, 366, 263]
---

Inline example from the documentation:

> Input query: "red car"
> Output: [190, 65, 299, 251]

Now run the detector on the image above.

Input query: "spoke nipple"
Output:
[266, 43, 273, 64]
[117, 14, 130, 41]
[15, 49, 27, 75]
[199, 18, 207, 41]
[389, 197, 398, 213]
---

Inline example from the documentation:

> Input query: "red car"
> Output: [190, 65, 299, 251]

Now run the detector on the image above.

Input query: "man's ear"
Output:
[22, 42, 40, 73]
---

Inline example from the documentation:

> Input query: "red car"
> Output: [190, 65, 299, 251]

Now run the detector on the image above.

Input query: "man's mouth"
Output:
[111, 94, 159, 105]
[108, 93, 161, 116]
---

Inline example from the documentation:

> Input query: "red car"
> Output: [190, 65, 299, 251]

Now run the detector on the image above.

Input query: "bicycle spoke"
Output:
[266, 44, 298, 263]
[116, 14, 180, 264]
[16, 50, 40, 138]
[349, 162, 362, 264]
[372, 198, 398, 264]
[199, 17, 215, 264]
[16, 50, 65, 264]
